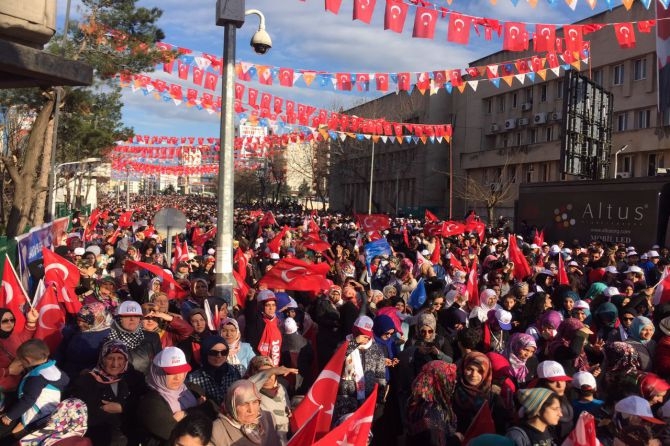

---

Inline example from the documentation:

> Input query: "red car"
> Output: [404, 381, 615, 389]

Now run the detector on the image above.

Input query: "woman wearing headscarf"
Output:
[404, 313, 452, 378]
[638, 372, 670, 408]
[487, 352, 518, 412]
[140, 303, 194, 349]
[406, 361, 461, 445]
[531, 310, 562, 359]
[186, 335, 240, 406]
[506, 333, 538, 387]
[453, 351, 509, 435]
[521, 292, 553, 334]
[69, 340, 147, 446]
[211, 379, 281, 446]
[547, 318, 594, 376]
[18, 398, 90, 446]
[219, 317, 255, 377]
[107, 301, 162, 375]
[137, 347, 215, 446]
[593, 302, 620, 344]
[57, 302, 111, 379]
[626, 315, 656, 372]
[603, 341, 642, 405]
[0, 308, 38, 394]
[469, 288, 501, 326]
[177, 308, 213, 368]
[372, 315, 399, 380]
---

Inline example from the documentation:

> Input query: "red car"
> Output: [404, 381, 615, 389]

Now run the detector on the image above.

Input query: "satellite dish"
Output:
[153, 208, 187, 234]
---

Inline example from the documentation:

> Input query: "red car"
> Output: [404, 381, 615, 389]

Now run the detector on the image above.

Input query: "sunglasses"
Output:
[381, 330, 395, 337]
[420, 329, 434, 335]
[0, 318, 15, 324]
[622, 317, 634, 321]
[432, 302, 444, 307]
[208, 350, 228, 357]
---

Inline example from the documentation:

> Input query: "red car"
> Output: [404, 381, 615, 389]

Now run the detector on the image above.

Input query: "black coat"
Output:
[127, 331, 162, 375]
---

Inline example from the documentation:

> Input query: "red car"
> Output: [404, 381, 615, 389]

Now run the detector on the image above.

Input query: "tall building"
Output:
[329, 4, 670, 222]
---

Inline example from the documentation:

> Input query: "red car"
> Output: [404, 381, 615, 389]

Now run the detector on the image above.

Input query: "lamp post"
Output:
[215, 0, 271, 305]
[50, 157, 101, 219]
[613, 144, 629, 179]
[368, 140, 375, 215]
[126, 166, 131, 209]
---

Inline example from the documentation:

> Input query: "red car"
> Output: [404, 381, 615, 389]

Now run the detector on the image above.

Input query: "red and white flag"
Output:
[557, 253, 570, 286]
[462, 401, 495, 444]
[353, 0, 376, 24]
[424, 209, 439, 222]
[42, 247, 80, 289]
[125, 260, 189, 299]
[384, 0, 408, 33]
[507, 235, 532, 281]
[313, 385, 378, 446]
[654, 266, 670, 305]
[291, 342, 348, 437]
[355, 213, 389, 233]
[268, 226, 290, 254]
[117, 211, 134, 228]
[258, 258, 330, 292]
[614, 22, 636, 48]
[466, 261, 479, 309]
[0, 256, 29, 332]
[563, 25, 583, 53]
[412, 6, 438, 39]
[535, 24, 556, 52]
[562, 411, 601, 446]
[448, 12, 472, 44]
[503, 22, 529, 51]
[287, 410, 320, 446]
[34, 284, 66, 354]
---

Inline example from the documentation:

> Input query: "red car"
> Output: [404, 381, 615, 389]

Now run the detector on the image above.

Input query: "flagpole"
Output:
[368, 140, 375, 215]
[6, 254, 33, 309]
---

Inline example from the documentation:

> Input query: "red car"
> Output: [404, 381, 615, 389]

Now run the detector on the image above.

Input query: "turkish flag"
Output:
[466, 261, 479, 309]
[547, 51, 560, 68]
[448, 12, 472, 44]
[375, 73, 389, 91]
[117, 211, 133, 228]
[432, 70, 446, 87]
[268, 226, 290, 254]
[336, 73, 352, 91]
[430, 237, 441, 264]
[464, 220, 486, 243]
[192, 67, 204, 85]
[533, 229, 545, 246]
[177, 60, 189, 79]
[125, 260, 189, 299]
[614, 23, 636, 48]
[279, 68, 294, 87]
[449, 69, 463, 87]
[412, 6, 438, 39]
[462, 402, 495, 444]
[425, 209, 439, 222]
[563, 25, 583, 53]
[34, 284, 66, 354]
[232, 269, 249, 310]
[557, 253, 569, 286]
[402, 225, 409, 247]
[313, 385, 377, 446]
[423, 221, 442, 237]
[274, 97, 284, 114]
[204, 72, 218, 91]
[534, 24, 556, 52]
[248, 88, 258, 108]
[503, 22, 528, 51]
[507, 235, 532, 281]
[258, 258, 330, 292]
[353, 0, 376, 24]
[325, 0, 343, 14]
[384, 0, 408, 33]
[355, 213, 390, 233]
[42, 247, 80, 289]
[442, 221, 466, 237]
[287, 410, 320, 446]
[258, 211, 278, 235]
[656, 266, 670, 305]
[356, 73, 370, 91]
[234, 247, 248, 283]
[397, 72, 411, 91]
[302, 234, 331, 253]
[563, 411, 601, 446]
[291, 342, 348, 436]
[450, 254, 466, 272]
[1, 256, 28, 332]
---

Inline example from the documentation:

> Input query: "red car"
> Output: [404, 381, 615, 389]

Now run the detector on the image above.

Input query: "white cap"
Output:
[153, 346, 191, 374]
[85, 245, 101, 256]
[604, 286, 621, 298]
[652, 244, 661, 250]
[627, 251, 639, 257]
[270, 252, 280, 260]
[421, 249, 430, 256]
[490, 238, 499, 244]
[627, 246, 636, 252]
[641, 253, 649, 260]
[568, 261, 580, 267]
[207, 248, 215, 255]
[574, 300, 590, 311]
[605, 266, 619, 274]
[117, 300, 142, 317]
[353, 315, 374, 337]
[572, 371, 597, 390]
[615, 396, 664, 424]
[540, 269, 555, 277]
[625, 265, 644, 275]
[73, 247, 85, 256]
[649, 250, 660, 258]
[550, 245, 561, 254]
[495, 308, 512, 330]
[284, 317, 298, 334]
[530, 244, 539, 249]
[562, 248, 572, 254]
[537, 360, 572, 381]
[453, 270, 467, 283]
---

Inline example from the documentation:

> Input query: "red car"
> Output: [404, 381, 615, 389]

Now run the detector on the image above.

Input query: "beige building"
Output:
[329, 4, 670, 222]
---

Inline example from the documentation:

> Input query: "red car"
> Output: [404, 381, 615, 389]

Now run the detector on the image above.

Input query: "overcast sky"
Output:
[56, 0, 617, 139]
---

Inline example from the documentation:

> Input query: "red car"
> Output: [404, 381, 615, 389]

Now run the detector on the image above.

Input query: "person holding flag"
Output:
[0, 307, 38, 393]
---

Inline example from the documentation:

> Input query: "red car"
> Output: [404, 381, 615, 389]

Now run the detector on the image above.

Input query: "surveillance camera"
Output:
[250, 28, 272, 55]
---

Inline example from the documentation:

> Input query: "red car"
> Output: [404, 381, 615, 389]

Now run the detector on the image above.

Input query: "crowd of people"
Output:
[3, 193, 670, 445]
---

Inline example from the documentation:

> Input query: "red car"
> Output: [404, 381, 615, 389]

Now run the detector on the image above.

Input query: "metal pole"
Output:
[215, 23, 236, 305]
[126, 169, 130, 209]
[613, 153, 618, 179]
[449, 139, 453, 219]
[395, 170, 399, 216]
[368, 140, 375, 215]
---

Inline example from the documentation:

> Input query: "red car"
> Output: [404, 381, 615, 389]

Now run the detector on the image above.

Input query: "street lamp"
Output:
[215, 0, 271, 305]
[613, 144, 629, 179]
[50, 157, 101, 219]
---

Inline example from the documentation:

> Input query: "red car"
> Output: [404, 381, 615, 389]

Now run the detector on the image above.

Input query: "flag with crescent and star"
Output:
[34, 282, 65, 353]
[42, 247, 80, 289]
[1, 256, 29, 332]
[257, 257, 330, 292]
[313, 384, 378, 446]
[290, 341, 348, 437]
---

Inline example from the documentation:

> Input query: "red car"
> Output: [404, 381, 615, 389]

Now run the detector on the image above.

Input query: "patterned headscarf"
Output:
[605, 341, 640, 374]
[506, 333, 537, 384]
[109, 318, 145, 350]
[416, 313, 437, 342]
[548, 318, 589, 371]
[407, 361, 458, 443]
[90, 340, 129, 384]
[455, 351, 492, 412]
[19, 398, 88, 446]
[223, 380, 264, 444]
[77, 302, 111, 332]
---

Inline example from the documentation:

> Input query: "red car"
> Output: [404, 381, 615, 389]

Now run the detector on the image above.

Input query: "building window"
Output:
[485, 99, 492, 114]
[613, 64, 625, 85]
[622, 155, 633, 175]
[545, 126, 553, 141]
[524, 87, 533, 103]
[503, 134, 509, 148]
[512, 92, 518, 109]
[525, 164, 534, 183]
[515, 132, 521, 146]
[530, 128, 538, 144]
[616, 113, 628, 131]
[556, 80, 564, 99]
[634, 58, 647, 81]
[636, 109, 651, 129]
[497, 96, 505, 112]
[540, 84, 547, 102]
[648, 153, 657, 177]
[540, 163, 550, 182]
[508, 165, 517, 183]
[592, 69, 603, 86]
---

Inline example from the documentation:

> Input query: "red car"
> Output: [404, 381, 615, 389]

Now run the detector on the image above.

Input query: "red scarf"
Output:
[258, 317, 282, 366]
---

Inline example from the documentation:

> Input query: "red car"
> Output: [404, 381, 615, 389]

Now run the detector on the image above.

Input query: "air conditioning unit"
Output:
[490, 123, 500, 132]
[521, 102, 532, 111]
[534, 112, 547, 124]
[505, 119, 517, 130]
[550, 112, 562, 121]
[518, 118, 530, 126]
[616, 172, 631, 179]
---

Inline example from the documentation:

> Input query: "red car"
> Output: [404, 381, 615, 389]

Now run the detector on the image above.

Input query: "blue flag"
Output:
[408, 278, 427, 310]
[364, 238, 393, 275]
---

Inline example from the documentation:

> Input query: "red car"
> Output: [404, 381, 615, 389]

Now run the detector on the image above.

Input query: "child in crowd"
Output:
[571, 371, 604, 422]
